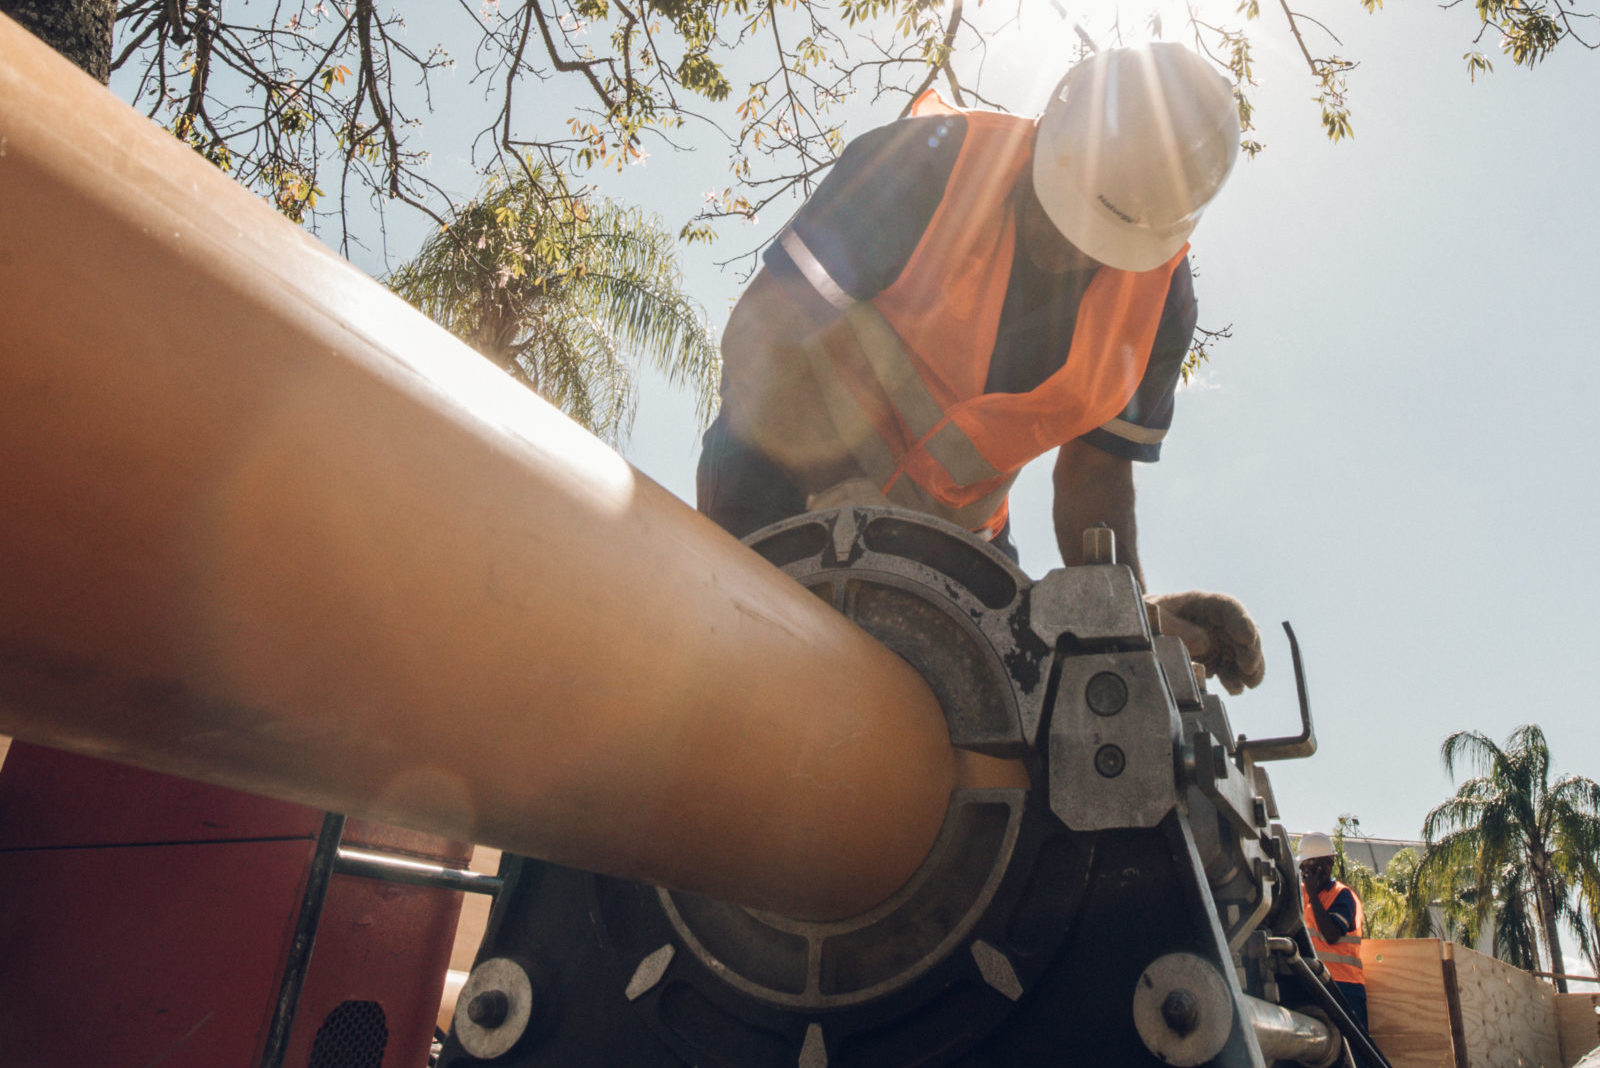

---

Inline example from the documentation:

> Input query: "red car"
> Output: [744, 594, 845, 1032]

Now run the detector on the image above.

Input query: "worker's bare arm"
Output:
[721, 268, 841, 362]
[717, 269, 856, 482]
[1306, 885, 1351, 944]
[1053, 439, 1265, 694]
[1052, 438, 1144, 584]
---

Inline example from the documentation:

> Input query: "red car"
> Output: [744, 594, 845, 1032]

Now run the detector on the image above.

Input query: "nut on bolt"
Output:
[454, 957, 538, 1060]
[1160, 988, 1201, 1036]
[1132, 952, 1233, 1065]
[467, 989, 510, 1028]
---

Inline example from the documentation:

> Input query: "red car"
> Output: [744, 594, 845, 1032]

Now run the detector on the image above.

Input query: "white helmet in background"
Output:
[1033, 42, 1240, 272]
[1297, 832, 1336, 862]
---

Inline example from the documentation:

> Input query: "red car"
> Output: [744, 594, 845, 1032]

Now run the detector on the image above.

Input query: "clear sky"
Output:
[334, 1, 1600, 849]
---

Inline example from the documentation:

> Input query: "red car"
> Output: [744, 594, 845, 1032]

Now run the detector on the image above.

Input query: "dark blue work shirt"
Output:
[763, 114, 1197, 462]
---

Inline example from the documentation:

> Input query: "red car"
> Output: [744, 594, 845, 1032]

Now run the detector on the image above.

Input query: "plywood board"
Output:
[449, 844, 502, 972]
[1365, 938, 1460, 1068]
[1557, 994, 1600, 1067]
[1451, 944, 1562, 1068]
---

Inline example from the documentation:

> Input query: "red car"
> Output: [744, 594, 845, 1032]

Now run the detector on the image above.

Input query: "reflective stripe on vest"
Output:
[1304, 880, 1366, 986]
[799, 301, 1013, 531]
[785, 95, 1184, 535]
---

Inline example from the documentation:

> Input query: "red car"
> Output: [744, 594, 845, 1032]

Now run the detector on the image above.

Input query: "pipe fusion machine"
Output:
[442, 509, 1372, 1068]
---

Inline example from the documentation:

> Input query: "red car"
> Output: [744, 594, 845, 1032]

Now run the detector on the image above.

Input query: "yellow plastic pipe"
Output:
[0, 15, 1018, 920]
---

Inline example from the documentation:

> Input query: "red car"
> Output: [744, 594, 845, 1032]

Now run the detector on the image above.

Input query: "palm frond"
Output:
[1440, 729, 1501, 781]
[385, 175, 718, 442]
[1422, 723, 1587, 986]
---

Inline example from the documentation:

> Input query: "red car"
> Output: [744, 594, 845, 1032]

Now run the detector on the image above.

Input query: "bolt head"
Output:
[1161, 988, 1201, 1035]
[467, 989, 511, 1029]
[1094, 744, 1126, 778]
[1085, 672, 1129, 716]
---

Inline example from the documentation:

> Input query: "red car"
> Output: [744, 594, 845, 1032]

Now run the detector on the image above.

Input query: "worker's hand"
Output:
[1144, 590, 1265, 696]
[1300, 861, 1331, 896]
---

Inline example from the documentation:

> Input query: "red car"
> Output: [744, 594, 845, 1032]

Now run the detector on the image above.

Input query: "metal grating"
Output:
[308, 999, 389, 1068]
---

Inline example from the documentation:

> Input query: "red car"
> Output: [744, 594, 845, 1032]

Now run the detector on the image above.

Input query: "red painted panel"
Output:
[0, 743, 467, 1066]
[0, 838, 316, 1067]
[289, 872, 466, 1067]
[0, 742, 322, 849]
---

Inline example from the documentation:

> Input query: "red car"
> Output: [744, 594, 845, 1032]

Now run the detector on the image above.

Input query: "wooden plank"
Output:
[1365, 938, 1460, 1068]
[449, 845, 502, 972]
[1557, 994, 1600, 1067]
[1450, 944, 1562, 1067]
[1444, 946, 1470, 1068]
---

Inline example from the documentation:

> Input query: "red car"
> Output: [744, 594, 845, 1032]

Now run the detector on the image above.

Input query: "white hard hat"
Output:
[1032, 42, 1240, 272]
[1297, 832, 1335, 861]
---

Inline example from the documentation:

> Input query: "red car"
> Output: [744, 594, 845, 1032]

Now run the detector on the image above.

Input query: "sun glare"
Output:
[969, 0, 1253, 114]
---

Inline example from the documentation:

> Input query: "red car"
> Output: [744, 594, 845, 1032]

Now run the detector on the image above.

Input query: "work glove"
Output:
[1144, 590, 1265, 696]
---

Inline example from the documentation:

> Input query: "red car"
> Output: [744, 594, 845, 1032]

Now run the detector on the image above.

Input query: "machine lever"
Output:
[1237, 621, 1318, 762]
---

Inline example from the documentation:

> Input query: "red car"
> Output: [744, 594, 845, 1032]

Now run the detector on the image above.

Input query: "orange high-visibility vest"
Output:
[783, 90, 1186, 537]
[1304, 879, 1366, 986]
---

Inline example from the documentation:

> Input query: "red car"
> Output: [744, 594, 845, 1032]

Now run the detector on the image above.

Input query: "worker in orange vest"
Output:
[696, 42, 1265, 694]
[1299, 831, 1370, 1033]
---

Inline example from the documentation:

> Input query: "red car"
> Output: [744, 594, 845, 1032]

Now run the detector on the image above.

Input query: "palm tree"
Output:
[1330, 818, 1467, 940]
[1344, 848, 1440, 940]
[388, 174, 720, 446]
[1420, 724, 1600, 992]
[1560, 813, 1600, 974]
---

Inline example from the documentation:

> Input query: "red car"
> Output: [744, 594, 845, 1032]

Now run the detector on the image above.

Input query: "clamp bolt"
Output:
[1082, 523, 1116, 565]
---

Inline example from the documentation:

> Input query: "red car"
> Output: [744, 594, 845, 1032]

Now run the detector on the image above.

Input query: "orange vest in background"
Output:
[1304, 879, 1366, 986]
[791, 90, 1184, 537]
